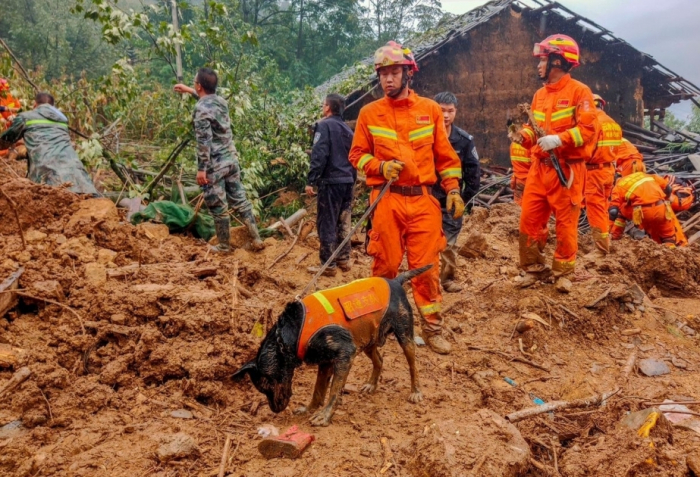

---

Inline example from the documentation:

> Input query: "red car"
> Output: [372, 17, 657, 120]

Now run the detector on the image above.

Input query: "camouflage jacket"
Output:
[192, 94, 239, 172]
[0, 105, 99, 195]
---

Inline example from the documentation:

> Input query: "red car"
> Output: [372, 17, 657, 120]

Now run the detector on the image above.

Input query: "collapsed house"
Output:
[319, 0, 700, 167]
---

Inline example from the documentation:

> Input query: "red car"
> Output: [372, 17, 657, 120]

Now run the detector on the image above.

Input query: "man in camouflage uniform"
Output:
[174, 68, 263, 252]
[0, 92, 99, 195]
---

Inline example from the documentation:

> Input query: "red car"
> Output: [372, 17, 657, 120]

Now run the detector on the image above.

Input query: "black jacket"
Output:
[307, 115, 356, 186]
[432, 125, 480, 207]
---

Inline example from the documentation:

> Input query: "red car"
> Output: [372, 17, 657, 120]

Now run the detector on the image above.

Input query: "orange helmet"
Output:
[0, 79, 9, 92]
[374, 41, 418, 72]
[670, 184, 695, 212]
[533, 34, 580, 68]
[593, 94, 606, 108]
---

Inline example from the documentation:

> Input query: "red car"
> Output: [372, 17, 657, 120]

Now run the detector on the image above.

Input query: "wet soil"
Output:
[1, 167, 700, 476]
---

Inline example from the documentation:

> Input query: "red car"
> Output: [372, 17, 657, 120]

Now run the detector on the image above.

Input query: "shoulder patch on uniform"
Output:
[416, 115, 431, 125]
[556, 99, 570, 109]
[313, 132, 321, 145]
[456, 127, 472, 140]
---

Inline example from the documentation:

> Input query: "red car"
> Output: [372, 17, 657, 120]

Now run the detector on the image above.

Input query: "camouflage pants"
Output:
[202, 160, 253, 219]
[440, 208, 463, 283]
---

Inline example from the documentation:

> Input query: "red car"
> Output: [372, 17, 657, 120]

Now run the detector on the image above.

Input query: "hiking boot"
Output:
[211, 217, 231, 253]
[307, 266, 337, 277]
[421, 331, 452, 355]
[517, 267, 552, 289]
[421, 316, 451, 355]
[442, 280, 463, 293]
[337, 260, 352, 272]
[242, 210, 264, 251]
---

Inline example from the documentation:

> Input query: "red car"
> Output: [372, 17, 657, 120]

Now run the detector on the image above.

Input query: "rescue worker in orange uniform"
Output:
[349, 41, 464, 355]
[0, 79, 20, 129]
[609, 172, 687, 247]
[508, 119, 532, 205]
[664, 176, 696, 213]
[616, 138, 646, 177]
[585, 94, 622, 254]
[513, 34, 598, 287]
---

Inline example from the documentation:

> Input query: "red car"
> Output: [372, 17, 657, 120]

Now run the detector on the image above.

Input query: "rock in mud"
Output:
[136, 223, 170, 240]
[28, 280, 64, 301]
[687, 452, 700, 475]
[65, 198, 118, 231]
[84, 262, 107, 286]
[638, 358, 671, 376]
[458, 231, 489, 259]
[406, 409, 529, 477]
[555, 277, 572, 293]
[25, 230, 47, 242]
[157, 433, 199, 462]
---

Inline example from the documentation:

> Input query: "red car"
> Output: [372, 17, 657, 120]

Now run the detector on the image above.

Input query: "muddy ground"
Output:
[1, 164, 700, 476]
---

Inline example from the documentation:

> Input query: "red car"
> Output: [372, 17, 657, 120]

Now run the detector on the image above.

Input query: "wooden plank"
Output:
[0, 267, 24, 317]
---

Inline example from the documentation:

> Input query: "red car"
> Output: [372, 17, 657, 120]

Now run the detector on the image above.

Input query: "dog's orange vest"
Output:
[297, 278, 391, 360]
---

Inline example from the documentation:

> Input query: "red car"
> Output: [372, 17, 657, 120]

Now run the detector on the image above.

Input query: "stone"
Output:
[170, 409, 193, 419]
[624, 303, 635, 313]
[555, 277, 572, 293]
[110, 314, 126, 325]
[29, 281, 64, 301]
[406, 410, 529, 477]
[66, 198, 118, 230]
[97, 248, 118, 264]
[458, 231, 489, 259]
[638, 358, 671, 376]
[55, 234, 67, 245]
[58, 237, 97, 263]
[84, 262, 107, 287]
[25, 230, 47, 242]
[688, 453, 700, 475]
[157, 433, 199, 462]
[136, 223, 170, 240]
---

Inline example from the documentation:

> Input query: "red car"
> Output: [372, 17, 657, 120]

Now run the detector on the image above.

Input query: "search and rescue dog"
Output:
[233, 266, 431, 426]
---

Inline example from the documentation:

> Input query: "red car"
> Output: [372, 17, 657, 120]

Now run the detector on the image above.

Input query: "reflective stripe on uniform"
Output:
[533, 111, 545, 122]
[419, 303, 441, 315]
[310, 292, 335, 314]
[597, 139, 622, 147]
[569, 126, 583, 147]
[600, 232, 609, 238]
[25, 119, 68, 128]
[624, 177, 654, 201]
[439, 168, 461, 179]
[368, 125, 397, 140]
[614, 219, 626, 228]
[358, 154, 374, 172]
[551, 106, 576, 121]
[408, 124, 434, 141]
[510, 155, 531, 163]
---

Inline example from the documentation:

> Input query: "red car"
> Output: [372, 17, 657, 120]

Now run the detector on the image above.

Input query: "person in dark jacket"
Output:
[432, 91, 480, 292]
[305, 94, 356, 276]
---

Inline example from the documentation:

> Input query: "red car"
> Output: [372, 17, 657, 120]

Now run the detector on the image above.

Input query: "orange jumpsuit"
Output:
[349, 89, 461, 324]
[510, 141, 532, 205]
[615, 139, 645, 177]
[0, 92, 19, 130]
[585, 109, 622, 252]
[519, 74, 598, 276]
[609, 172, 686, 247]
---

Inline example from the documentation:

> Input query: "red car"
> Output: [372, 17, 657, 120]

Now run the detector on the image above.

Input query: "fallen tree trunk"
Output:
[505, 388, 619, 422]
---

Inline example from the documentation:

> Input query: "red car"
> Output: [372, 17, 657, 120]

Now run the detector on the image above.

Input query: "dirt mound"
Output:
[1, 173, 700, 476]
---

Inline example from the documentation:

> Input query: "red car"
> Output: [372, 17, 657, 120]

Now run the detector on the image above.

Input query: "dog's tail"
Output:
[394, 264, 433, 286]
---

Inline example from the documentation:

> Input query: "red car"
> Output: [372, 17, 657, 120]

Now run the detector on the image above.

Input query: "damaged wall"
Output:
[346, 5, 649, 166]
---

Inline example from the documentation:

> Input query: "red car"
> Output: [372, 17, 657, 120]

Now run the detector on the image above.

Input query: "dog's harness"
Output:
[297, 278, 391, 360]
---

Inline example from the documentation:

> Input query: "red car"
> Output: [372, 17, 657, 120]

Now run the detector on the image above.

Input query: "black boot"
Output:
[211, 217, 231, 253]
[242, 210, 264, 251]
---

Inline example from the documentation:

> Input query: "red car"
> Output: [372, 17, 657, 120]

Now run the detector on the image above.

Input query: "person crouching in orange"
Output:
[513, 34, 598, 288]
[615, 138, 646, 177]
[609, 172, 687, 247]
[349, 41, 464, 355]
[585, 94, 622, 255]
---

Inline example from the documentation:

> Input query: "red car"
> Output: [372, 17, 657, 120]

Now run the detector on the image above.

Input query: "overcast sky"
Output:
[441, 0, 700, 119]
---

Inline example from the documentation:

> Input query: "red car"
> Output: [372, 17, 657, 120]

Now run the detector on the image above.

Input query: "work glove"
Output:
[381, 160, 404, 181]
[537, 134, 562, 152]
[446, 189, 465, 219]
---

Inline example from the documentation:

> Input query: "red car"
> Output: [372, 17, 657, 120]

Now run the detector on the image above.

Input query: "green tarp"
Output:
[130, 200, 215, 241]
